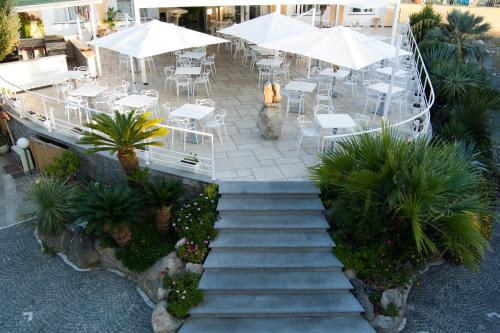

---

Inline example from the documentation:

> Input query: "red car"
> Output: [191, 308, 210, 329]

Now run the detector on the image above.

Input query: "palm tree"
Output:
[78, 111, 167, 175]
[427, 9, 490, 64]
[310, 127, 493, 270]
[409, 4, 442, 42]
[147, 179, 184, 232]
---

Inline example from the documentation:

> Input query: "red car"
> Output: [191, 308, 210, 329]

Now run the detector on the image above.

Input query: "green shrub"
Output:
[311, 127, 493, 271]
[383, 303, 399, 317]
[0, 0, 19, 61]
[163, 272, 204, 319]
[30, 176, 76, 237]
[114, 223, 177, 272]
[173, 184, 218, 244]
[177, 241, 208, 264]
[43, 150, 81, 179]
[147, 178, 184, 210]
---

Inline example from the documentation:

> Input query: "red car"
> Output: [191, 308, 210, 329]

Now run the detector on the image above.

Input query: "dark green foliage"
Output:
[409, 4, 442, 42]
[43, 150, 82, 179]
[163, 272, 204, 319]
[311, 128, 493, 271]
[42, 242, 56, 256]
[147, 179, 184, 210]
[127, 167, 151, 187]
[383, 303, 400, 317]
[0, 0, 19, 61]
[30, 176, 76, 237]
[173, 184, 218, 244]
[114, 223, 177, 272]
[78, 183, 144, 236]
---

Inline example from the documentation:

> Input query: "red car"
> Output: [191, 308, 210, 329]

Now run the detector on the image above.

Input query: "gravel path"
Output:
[0, 220, 153, 333]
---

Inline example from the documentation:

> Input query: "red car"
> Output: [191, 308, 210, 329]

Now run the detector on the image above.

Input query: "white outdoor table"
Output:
[180, 51, 207, 59]
[57, 71, 88, 81]
[69, 83, 107, 109]
[170, 103, 214, 144]
[284, 81, 317, 94]
[114, 94, 156, 109]
[256, 59, 283, 67]
[249, 45, 276, 56]
[319, 68, 350, 80]
[175, 67, 202, 76]
[315, 114, 356, 130]
[375, 67, 409, 78]
[366, 82, 404, 116]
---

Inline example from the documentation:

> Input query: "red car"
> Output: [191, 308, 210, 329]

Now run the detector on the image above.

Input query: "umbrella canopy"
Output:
[259, 26, 411, 70]
[218, 12, 318, 45]
[89, 20, 227, 58]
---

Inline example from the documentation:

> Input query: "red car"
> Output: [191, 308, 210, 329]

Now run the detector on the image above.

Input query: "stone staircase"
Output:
[179, 181, 375, 333]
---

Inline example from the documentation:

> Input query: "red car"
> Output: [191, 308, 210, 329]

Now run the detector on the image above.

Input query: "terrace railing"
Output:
[321, 22, 435, 149]
[401, 0, 500, 7]
[0, 79, 216, 180]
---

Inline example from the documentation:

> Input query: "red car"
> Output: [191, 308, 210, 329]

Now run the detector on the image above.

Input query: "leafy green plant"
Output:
[163, 272, 204, 319]
[115, 223, 177, 272]
[177, 241, 208, 264]
[0, 0, 19, 61]
[42, 242, 56, 256]
[78, 111, 167, 175]
[30, 176, 76, 237]
[409, 4, 442, 42]
[18, 12, 44, 38]
[383, 303, 399, 317]
[43, 150, 82, 179]
[147, 179, 184, 232]
[173, 185, 218, 244]
[78, 183, 144, 246]
[311, 127, 493, 270]
[104, 7, 118, 28]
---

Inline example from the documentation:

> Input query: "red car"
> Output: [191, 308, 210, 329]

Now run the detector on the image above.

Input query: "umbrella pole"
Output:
[307, 57, 312, 79]
[130, 56, 136, 88]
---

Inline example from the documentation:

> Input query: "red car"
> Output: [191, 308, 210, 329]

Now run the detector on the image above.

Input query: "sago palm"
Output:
[310, 127, 493, 270]
[78, 111, 167, 174]
[409, 4, 442, 42]
[427, 9, 490, 63]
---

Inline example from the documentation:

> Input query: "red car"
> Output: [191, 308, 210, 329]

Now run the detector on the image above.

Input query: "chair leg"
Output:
[296, 133, 303, 152]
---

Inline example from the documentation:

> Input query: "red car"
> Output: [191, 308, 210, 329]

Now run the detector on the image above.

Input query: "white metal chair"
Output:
[64, 96, 88, 125]
[315, 82, 334, 108]
[286, 91, 305, 116]
[202, 109, 228, 142]
[163, 66, 176, 92]
[296, 115, 321, 152]
[313, 104, 334, 116]
[170, 117, 191, 152]
[144, 56, 156, 72]
[354, 113, 370, 129]
[364, 90, 384, 119]
[258, 66, 273, 87]
[193, 71, 212, 97]
[342, 72, 359, 96]
[174, 75, 192, 100]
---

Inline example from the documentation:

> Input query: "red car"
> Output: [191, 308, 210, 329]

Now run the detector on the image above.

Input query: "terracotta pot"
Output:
[108, 224, 132, 247]
[155, 206, 172, 232]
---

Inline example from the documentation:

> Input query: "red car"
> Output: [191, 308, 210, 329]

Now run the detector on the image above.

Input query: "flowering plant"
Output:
[177, 240, 208, 264]
[163, 272, 203, 319]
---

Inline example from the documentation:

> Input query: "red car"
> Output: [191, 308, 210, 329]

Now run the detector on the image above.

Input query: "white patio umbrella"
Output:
[218, 12, 318, 46]
[89, 20, 227, 84]
[259, 26, 410, 71]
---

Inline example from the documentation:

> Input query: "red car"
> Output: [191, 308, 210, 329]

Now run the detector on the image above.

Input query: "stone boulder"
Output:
[67, 226, 100, 268]
[40, 229, 71, 254]
[138, 251, 184, 304]
[186, 262, 203, 274]
[371, 315, 397, 333]
[256, 103, 283, 140]
[95, 240, 138, 279]
[357, 292, 375, 321]
[151, 300, 183, 333]
[381, 288, 404, 310]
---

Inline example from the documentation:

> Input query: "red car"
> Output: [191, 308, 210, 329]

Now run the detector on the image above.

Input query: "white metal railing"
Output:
[0, 77, 216, 180]
[320, 23, 435, 149]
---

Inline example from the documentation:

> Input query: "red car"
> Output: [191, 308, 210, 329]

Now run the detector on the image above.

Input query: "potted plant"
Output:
[147, 179, 184, 232]
[180, 153, 200, 172]
[78, 183, 144, 246]
[104, 7, 119, 30]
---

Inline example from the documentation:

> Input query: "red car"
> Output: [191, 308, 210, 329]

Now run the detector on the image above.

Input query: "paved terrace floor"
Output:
[19, 28, 416, 181]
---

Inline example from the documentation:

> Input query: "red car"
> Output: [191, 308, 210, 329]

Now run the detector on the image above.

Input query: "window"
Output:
[351, 7, 374, 13]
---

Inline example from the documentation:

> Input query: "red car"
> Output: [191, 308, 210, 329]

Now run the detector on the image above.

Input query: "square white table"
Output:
[315, 114, 356, 130]
[319, 68, 350, 80]
[175, 67, 202, 76]
[256, 59, 283, 67]
[57, 71, 88, 81]
[69, 83, 106, 98]
[249, 45, 275, 56]
[170, 103, 214, 120]
[284, 81, 317, 94]
[375, 67, 409, 78]
[366, 82, 404, 95]
[180, 51, 206, 59]
[114, 94, 156, 109]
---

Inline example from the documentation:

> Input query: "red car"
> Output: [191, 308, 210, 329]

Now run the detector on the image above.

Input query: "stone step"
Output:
[199, 270, 352, 293]
[189, 292, 364, 317]
[179, 316, 376, 333]
[215, 214, 329, 231]
[203, 251, 343, 271]
[218, 181, 320, 195]
[210, 232, 334, 250]
[217, 197, 324, 214]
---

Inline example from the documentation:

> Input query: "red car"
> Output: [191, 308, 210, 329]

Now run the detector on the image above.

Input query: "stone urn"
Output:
[256, 82, 283, 140]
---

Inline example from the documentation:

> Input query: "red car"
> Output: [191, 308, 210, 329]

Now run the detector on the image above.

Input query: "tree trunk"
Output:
[155, 205, 172, 233]
[109, 224, 132, 247]
[117, 149, 139, 175]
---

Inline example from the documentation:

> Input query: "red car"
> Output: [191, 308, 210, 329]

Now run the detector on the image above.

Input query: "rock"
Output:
[95, 240, 137, 278]
[68, 226, 100, 268]
[157, 286, 169, 301]
[137, 251, 184, 304]
[344, 269, 356, 280]
[350, 277, 365, 293]
[256, 103, 283, 140]
[151, 300, 183, 333]
[381, 288, 404, 310]
[40, 229, 71, 254]
[175, 238, 186, 250]
[356, 293, 375, 321]
[371, 315, 397, 333]
[186, 262, 203, 274]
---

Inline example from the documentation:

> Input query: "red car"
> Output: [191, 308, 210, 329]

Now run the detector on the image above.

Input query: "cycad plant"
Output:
[78, 111, 167, 175]
[310, 127, 492, 270]
[30, 176, 76, 237]
[78, 183, 144, 246]
[146, 179, 184, 232]
[409, 4, 442, 42]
